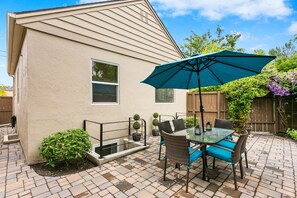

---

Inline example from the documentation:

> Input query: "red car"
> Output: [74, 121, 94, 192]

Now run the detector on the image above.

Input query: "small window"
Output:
[92, 61, 119, 103]
[155, 89, 174, 103]
[95, 143, 117, 157]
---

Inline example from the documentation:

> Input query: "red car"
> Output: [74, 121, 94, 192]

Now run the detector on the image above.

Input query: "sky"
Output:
[1, 0, 297, 86]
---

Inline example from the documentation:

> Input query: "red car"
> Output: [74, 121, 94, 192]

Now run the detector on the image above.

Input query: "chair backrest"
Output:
[172, 119, 186, 131]
[240, 131, 248, 153]
[214, 119, 233, 129]
[158, 120, 173, 134]
[231, 132, 248, 163]
[161, 131, 189, 165]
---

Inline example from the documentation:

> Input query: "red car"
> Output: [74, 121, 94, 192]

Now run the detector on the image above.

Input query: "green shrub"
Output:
[287, 128, 297, 140]
[153, 112, 159, 118]
[133, 114, 140, 120]
[39, 129, 91, 167]
[183, 116, 198, 128]
[152, 119, 159, 127]
[133, 122, 141, 130]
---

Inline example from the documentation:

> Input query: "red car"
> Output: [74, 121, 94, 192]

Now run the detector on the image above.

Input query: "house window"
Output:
[155, 89, 174, 103]
[95, 143, 117, 157]
[92, 60, 119, 103]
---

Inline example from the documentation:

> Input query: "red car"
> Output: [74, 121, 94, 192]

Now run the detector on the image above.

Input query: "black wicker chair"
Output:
[207, 132, 248, 190]
[158, 121, 173, 160]
[161, 131, 202, 193]
[172, 118, 186, 131]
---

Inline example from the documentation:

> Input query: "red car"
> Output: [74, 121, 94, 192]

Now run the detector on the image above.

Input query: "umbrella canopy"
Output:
[142, 50, 276, 131]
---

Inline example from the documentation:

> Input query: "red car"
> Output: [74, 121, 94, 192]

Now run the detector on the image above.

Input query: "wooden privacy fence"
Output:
[187, 92, 297, 133]
[0, 96, 13, 125]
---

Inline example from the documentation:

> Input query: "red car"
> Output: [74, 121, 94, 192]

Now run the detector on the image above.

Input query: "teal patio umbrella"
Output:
[142, 50, 275, 132]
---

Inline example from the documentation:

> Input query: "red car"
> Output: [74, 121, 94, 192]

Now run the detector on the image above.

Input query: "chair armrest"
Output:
[231, 133, 240, 137]
[189, 145, 201, 154]
[212, 144, 234, 153]
[223, 139, 236, 143]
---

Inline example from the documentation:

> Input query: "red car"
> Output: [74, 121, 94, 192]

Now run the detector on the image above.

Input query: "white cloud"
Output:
[288, 21, 297, 34]
[150, 0, 292, 20]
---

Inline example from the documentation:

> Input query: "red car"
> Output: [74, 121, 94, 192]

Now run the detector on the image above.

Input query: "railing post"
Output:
[83, 120, 86, 131]
[143, 119, 147, 146]
[128, 117, 131, 136]
[100, 123, 103, 159]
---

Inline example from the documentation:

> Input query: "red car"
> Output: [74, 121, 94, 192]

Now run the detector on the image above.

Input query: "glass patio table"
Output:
[174, 127, 234, 180]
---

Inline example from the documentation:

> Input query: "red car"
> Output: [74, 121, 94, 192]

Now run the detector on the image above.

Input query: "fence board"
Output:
[187, 92, 296, 133]
[0, 97, 13, 124]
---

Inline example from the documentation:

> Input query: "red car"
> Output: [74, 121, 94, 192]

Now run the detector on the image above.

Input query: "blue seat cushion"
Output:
[160, 139, 165, 145]
[217, 140, 235, 149]
[207, 146, 232, 163]
[188, 147, 203, 164]
[227, 135, 233, 140]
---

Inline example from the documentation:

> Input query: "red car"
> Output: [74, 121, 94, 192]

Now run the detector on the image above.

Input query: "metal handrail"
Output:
[83, 118, 147, 159]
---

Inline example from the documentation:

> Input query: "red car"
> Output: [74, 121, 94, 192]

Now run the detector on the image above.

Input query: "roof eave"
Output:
[7, 12, 25, 76]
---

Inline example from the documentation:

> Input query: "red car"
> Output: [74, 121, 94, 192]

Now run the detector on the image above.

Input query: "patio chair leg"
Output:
[159, 144, 162, 160]
[245, 151, 248, 168]
[175, 163, 180, 170]
[164, 157, 167, 181]
[232, 164, 238, 190]
[186, 168, 189, 193]
[213, 157, 216, 169]
[239, 158, 244, 179]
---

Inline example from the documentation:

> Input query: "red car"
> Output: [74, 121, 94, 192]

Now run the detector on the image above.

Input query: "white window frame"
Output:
[155, 88, 175, 104]
[91, 59, 120, 105]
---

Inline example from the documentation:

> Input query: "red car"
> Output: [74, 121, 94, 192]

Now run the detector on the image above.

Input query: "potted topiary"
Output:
[132, 114, 141, 141]
[152, 112, 160, 136]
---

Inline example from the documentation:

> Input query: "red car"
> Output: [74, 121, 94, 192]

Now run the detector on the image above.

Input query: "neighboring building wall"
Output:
[25, 29, 186, 164]
[14, 34, 29, 159]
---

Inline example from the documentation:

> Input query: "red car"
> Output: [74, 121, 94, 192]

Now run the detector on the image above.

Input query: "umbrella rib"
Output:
[186, 71, 193, 89]
[148, 60, 196, 80]
[202, 57, 261, 73]
[157, 62, 188, 88]
[207, 67, 224, 85]
[199, 57, 216, 71]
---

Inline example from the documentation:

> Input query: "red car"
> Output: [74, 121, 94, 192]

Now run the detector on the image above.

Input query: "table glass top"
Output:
[173, 127, 234, 144]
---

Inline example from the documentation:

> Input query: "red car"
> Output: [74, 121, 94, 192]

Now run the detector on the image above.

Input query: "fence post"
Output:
[100, 123, 103, 159]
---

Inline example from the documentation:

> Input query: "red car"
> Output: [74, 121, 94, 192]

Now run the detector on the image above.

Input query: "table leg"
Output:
[201, 145, 208, 181]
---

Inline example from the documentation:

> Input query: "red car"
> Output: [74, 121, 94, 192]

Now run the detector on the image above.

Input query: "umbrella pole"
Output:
[198, 76, 205, 132]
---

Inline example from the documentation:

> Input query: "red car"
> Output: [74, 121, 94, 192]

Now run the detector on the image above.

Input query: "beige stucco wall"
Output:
[24, 29, 186, 164]
[14, 34, 29, 159]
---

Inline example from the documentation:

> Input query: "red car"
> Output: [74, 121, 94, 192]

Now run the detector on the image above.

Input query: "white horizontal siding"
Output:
[25, 22, 174, 64]
[21, 1, 182, 63]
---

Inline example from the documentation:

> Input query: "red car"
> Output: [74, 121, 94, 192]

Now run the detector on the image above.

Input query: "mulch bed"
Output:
[31, 158, 96, 177]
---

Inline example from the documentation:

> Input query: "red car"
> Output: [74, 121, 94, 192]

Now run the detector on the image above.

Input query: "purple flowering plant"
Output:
[268, 72, 297, 97]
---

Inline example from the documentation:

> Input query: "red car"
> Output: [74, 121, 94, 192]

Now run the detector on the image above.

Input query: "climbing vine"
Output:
[221, 72, 271, 132]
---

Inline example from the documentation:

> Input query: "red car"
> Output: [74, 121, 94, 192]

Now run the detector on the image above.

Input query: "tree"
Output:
[180, 26, 244, 57]
[0, 85, 7, 96]
[268, 35, 297, 58]
[253, 49, 265, 55]
[182, 26, 272, 131]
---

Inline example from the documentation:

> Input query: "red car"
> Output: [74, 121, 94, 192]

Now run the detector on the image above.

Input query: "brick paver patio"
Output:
[1, 126, 297, 198]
